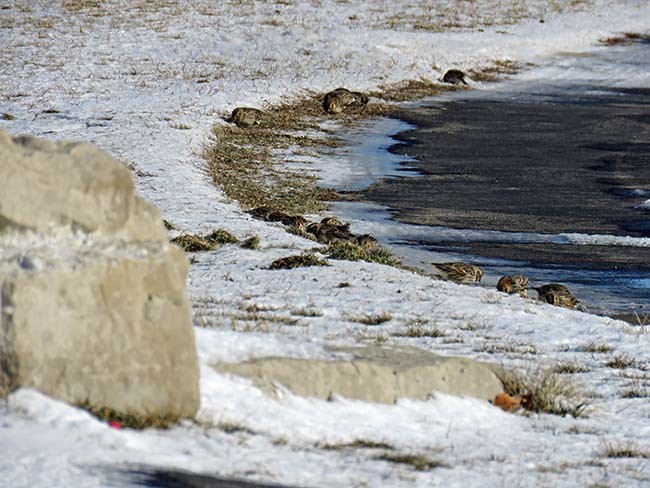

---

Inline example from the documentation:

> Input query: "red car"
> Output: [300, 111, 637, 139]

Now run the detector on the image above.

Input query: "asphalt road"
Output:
[360, 88, 650, 273]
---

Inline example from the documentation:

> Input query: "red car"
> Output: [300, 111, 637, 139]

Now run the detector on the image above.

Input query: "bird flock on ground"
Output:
[227, 68, 579, 309]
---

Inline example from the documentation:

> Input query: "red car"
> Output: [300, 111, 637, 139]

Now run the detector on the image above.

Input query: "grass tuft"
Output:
[394, 325, 446, 338]
[171, 228, 239, 251]
[240, 235, 261, 249]
[269, 253, 328, 270]
[620, 388, 650, 399]
[352, 312, 392, 325]
[325, 240, 399, 266]
[600, 32, 650, 46]
[581, 341, 614, 354]
[495, 366, 589, 418]
[171, 234, 215, 252]
[319, 440, 393, 450]
[369, 78, 448, 102]
[468, 59, 525, 82]
[551, 361, 590, 374]
[204, 229, 239, 245]
[601, 440, 650, 459]
[375, 452, 448, 471]
[216, 421, 255, 435]
[606, 355, 637, 369]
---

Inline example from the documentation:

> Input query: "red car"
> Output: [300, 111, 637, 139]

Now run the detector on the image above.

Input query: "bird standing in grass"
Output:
[354, 234, 378, 249]
[322, 88, 368, 114]
[306, 222, 352, 243]
[321, 216, 348, 228]
[431, 262, 484, 284]
[227, 107, 263, 127]
[534, 283, 578, 308]
[442, 69, 468, 85]
[497, 275, 529, 297]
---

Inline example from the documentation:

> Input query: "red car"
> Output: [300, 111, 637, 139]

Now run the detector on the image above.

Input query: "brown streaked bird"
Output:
[321, 216, 347, 227]
[496, 275, 529, 298]
[431, 262, 484, 284]
[247, 205, 275, 220]
[322, 87, 368, 114]
[354, 234, 378, 249]
[306, 222, 352, 243]
[442, 69, 468, 85]
[533, 283, 578, 309]
[228, 107, 263, 127]
[265, 211, 290, 223]
[247, 207, 306, 230]
[281, 215, 308, 231]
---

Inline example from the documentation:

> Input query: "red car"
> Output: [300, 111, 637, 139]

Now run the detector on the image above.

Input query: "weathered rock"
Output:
[215, 345, 503, 403]
[0, 130, 199, 420]
[1, 240, 198, 417]
[0, 131, 166, 242]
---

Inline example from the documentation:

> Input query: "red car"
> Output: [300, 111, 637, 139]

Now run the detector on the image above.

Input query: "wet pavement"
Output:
[355, 86, 650, 316]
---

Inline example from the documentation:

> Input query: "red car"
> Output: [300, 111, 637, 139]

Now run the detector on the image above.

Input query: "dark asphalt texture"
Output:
[359, 88, 650, 272]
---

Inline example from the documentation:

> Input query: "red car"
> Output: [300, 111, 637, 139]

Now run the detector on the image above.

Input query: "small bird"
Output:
[247, 205, 275, 220]
[306, 222, 352, 243]
[322, 88, 368, 114]
[247, 207, 306, 230]
[354, 234, 378, 249]
[431, 262, 484, 284]
[228, 107, 263, 127]
[496, 275, 529, 297]
[442, 69, 468, 85]
[281, 215, 308, 231]
[533, 284, 578, 309]
[321, 216, 347, 227]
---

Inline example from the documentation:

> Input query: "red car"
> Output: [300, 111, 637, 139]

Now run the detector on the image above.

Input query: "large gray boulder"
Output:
[0, 131, 166, 242]
[0, 130, 199, 419]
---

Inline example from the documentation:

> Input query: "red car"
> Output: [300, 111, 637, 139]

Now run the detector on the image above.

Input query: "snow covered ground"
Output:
[1, 1, 650, 486]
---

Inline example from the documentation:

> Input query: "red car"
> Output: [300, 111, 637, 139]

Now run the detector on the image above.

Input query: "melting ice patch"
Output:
[332, 201, 650, 248]
[557, 233, 650, 247]
[315, 118, 418, 191]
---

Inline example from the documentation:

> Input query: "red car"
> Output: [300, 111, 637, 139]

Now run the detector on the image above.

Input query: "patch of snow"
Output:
[1, 1, 650, 487]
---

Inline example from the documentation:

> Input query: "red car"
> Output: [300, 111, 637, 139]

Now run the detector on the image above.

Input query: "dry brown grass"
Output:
[375, 452, 448, 471]
[204, 62, 527, 218]
[63, 0, 103, 9]
[351, 312, 393, 325]
[325, 240, 399, 266]
[269, 253, 328, 270]
[468, 59, 527, 82]
[600, 32, 650, 46]
[171, 229, 239, 252]
[319, 439, 393, 450]
[394, 325, 447, 338]
[370, 78, 450, 102]
[204, 84, 442, 216]
[205, 109, 340, 215]
[495, 365, 589, 418]
[600, 440, 650, 459]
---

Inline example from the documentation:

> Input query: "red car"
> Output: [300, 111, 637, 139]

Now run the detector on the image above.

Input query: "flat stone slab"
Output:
[214, 345, 503, 404]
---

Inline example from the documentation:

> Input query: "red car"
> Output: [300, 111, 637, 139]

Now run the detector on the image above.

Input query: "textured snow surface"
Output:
[1, 1, 650, 487]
